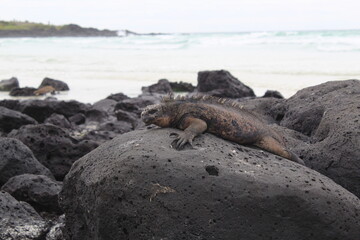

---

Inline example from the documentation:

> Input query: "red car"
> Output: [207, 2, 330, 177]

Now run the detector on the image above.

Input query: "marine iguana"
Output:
[34, 86, 56, 96]
[141, 95, 305, 165]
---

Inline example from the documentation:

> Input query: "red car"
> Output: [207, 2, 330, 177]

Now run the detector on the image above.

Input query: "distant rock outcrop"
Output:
[197, 70, 255, 98]
[39, 77, 69, 91]
[0, 77, 19, 91]
[0, 23, 118, 38]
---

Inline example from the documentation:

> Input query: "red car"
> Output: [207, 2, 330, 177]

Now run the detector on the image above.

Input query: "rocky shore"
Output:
[0, 21, 117, 38]
[0, 70, 359, 239]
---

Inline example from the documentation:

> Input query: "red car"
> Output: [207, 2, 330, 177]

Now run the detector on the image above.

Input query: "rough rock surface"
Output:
[8, 124, 98, 180]
[39, 77, 70, 91]
[60, 129, 360, 240]
[141, 79, 173, 94]
[276, 80, 360, 197]
[106, 92, 129, 102]
[1, 174, 63, 213]
[0, 106, 38, 132]
[46, 214, 65, 240]
[170, 81, 195, 92]
[114, 95, 160, 116]
[262, 90, 284, 99]
[0, 191, 49, 240]
[44, 113, 72, 129]
[197, 70, 255, 98]
[10, 87, 37, 96]
[0, 138, 53, 186]
[0, 77, 19, 91]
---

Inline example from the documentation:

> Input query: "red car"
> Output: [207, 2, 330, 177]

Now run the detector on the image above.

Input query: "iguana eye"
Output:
[148, 109, 157, 114]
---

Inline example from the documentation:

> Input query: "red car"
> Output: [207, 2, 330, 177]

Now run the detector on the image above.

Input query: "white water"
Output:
[1, 30, 360, 103]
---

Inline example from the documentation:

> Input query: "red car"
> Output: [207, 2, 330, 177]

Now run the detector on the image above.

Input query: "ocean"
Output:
[1, 30, 360, 103]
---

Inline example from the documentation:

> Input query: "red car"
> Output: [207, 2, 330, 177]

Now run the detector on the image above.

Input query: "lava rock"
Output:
[114, 95, 160, 115]
[262, 90, 284, 99]
[17, 99, 90, 123]
[277, 79, 360, 198]
[39, 77, 69, 91]
[69, 113, 86, 125]
[59, 129, 360, 240]
[92, 99, 117, 114]
[44, 113, 72, 129]
[170, 81, 195, 92]
[1, 174, 63, 213]
[10, 87, 37, 96]
[0, 106, 38, 132]
[0, 191, 49, 240]
[46, 214, 65, 240]
[114, 109, 139, 128]
[142, 79, 173, 94]
[0, 138, 53, 186]
[0, 77, 19, 91]
[8, 124, 98, 180]
[197, 70, 255, 98]
[106, 92, 130, 102]
[0, 99, 22, 110]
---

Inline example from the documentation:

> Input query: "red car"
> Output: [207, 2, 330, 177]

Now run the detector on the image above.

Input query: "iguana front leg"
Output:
[172, 117, 207, 150]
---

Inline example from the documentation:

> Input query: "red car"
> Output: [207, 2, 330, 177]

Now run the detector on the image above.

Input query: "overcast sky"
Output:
[1, 0, 359, 33]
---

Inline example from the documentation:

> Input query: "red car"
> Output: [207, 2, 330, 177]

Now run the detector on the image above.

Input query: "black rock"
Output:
[69, 113, 86, 125]
[85, 109, 109, 122]
[197, 70, 255, 98]
[10, 87, 37, 96]
[0, 106, 38, 132]
[277, 79, 360, 198]
[106, 92, 130, 102]
[0, 77, 19, 91]
[16, 99, 90, 123]
[59, 129, 360, 240]
[1, 174, 63, 213]
[114, 109, 139, 128]
[92, 98, 117, 114]
[46, 214, 65, 240]
[8, 124, 98, 180]
[0, 138, 54, 186]
[142, 79, 173, 94]
[0, 191, 49, 240]
[0, 99, 22, 110]
[39, 77, 69, 91]
[170, 81, 195, 92]
[114, 95, 160, 115]
[262, 90, 284, 99]
[44, 113, 72, 129]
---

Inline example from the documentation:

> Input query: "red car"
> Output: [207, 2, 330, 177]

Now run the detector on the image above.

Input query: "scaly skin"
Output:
[34, 86, 56, 96]
[141, 96, 305, 165]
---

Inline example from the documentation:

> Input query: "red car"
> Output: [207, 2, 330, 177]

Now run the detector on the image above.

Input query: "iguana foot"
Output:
[170, 132, 194, 150]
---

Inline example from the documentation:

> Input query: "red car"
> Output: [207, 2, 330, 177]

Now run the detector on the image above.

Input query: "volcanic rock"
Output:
[39, 77, 69, 91]
[106, 92, 130, 102]
[1, 174, 63, 213]
[141, 79, 173, 94]
[262, 90, 284, 99]
[10, 87, 37, 96]
[44, 113, 72, 129]
[276, 79, 360, 198]
[170, 81, 195, 92]
[0, 106, 38, 132]
[0, 77, 19, 91]
[0, 138, 53, 186]
[8, 124, 98, 180]
[0, 191, 49, 240]
[197, 70, 255, 98]
[59, 129, 360, 240]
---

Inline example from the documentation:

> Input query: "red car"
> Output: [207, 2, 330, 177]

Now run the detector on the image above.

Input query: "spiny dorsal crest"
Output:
[161, 94, 246, 111]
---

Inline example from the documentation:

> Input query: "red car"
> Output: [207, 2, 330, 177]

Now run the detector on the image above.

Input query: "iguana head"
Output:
[141, 103, 172, 127]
